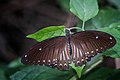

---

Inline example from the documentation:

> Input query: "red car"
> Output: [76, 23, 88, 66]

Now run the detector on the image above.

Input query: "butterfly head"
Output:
[65, 28, 71, 36]
[65, 28, 77, 36]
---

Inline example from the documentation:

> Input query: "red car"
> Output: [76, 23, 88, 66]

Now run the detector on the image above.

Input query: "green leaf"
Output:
[106, 69, 120, 80]
[92, 9, 120, 28]
[27, 26, 65, 42]
[109, 0, 120, 10]
[69, 76, 77, 80]
[81, 67, 120, 80]
[0, 64, 22, 80]
[98, 27, 120, 58]
[0, 71, 6, 80]
[70, 0, 99, 22]
[83, 54, 103, 74]
[0, 68, 7, 80]
[57, 0, 70, 12]
[77, 20, 96, 30]
[10, 66, 75, 80]
[8, 59, 24, 68]
[109, 21, 120, 31]
[70, 63, 85, 78]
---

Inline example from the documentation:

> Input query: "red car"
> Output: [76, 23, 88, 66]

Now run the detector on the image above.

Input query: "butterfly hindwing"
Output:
[70, 30, 116, 66]
[21, 30, 116, 70]
[21, 36, 71, 70]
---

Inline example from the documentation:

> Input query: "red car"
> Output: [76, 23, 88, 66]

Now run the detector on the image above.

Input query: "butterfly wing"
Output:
[21, 36, 71, 70]
[70, 30, 116, 66]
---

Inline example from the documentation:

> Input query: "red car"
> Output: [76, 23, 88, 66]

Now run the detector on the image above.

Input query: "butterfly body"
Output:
[21, 30, 116, 70]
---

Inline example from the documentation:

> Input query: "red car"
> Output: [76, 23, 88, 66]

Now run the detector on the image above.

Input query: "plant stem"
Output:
[83, 55, 103, 74]
[69, 76, 78, 80]
[70, 27, 82, 30]
[82, 21, 85, 31]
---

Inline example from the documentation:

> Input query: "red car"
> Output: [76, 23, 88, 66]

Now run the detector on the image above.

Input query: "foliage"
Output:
[27, 26, 65, 42]
[0, 0, 120, 80]
[70, 63, 85, 78]
[70, 0, 99, 22]
[92, 8, 120, 28]
[10, 66, 75, 80]
[109, 0, 120, 10]
[81, 67, 120, 80]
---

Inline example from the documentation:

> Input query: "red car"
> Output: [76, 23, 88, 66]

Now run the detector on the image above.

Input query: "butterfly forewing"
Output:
[70, 30, 116, 66]
[21, 36, 71, 70]
[21, 30, 116, 70]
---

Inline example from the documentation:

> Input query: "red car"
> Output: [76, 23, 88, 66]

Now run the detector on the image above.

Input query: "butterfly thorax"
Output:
[65, 28, 71, 36]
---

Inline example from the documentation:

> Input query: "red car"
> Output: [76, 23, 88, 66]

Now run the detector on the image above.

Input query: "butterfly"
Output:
[21, 29, 116, 70]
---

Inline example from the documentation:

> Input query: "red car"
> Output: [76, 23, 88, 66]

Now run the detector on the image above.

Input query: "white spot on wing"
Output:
[39, 48, 42, 51]
[25, 55, 27, 58]
[59, 64, 62, 66]
[86, 57, 88, 60]
[96, 36, 99, 39]
[77, 61, 80, 64]
[54, 64, 57, 66]
[81, 59, 84, 62]
[96, 49, 98, 51]
[43, 60, 45, 62]
[87, 52, 89, 54]
[110, 37, 112, 40]
[91, 51, 94, 53]
[53, 59, 56, 61]
[48, 60, 51, 62]
[38, 60, 40, 62]
[64, 63, 67, 66]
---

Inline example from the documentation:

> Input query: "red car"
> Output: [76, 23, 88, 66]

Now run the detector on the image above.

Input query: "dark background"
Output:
[0, 0, 67, 63]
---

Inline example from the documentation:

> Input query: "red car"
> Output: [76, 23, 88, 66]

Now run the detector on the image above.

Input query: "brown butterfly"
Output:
[21, 30, 116, 70]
